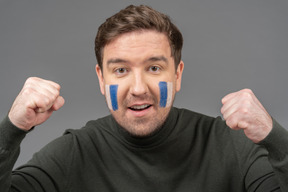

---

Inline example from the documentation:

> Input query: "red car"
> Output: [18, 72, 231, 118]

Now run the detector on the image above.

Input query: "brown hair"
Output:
[95, 5, 183, 70]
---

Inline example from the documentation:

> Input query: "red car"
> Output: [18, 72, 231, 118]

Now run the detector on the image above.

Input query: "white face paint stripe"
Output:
[105, 84, 119, 111]
[105, 84, 112, 111]
[166, 82, 173, 107]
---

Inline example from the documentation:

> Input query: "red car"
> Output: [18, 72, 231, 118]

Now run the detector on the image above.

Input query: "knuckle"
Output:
[239, 107, 249, 115]
[242, 88, 252, 93]
[26, 77, 34, 82]
[26, 77, 38, 84]
[21, 86, 35, 96]
[239, 101, 250, 113]
[240, 91, 252, 99]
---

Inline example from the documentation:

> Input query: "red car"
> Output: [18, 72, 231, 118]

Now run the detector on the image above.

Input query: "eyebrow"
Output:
[146, 56, 168, 64]
[106, 58, 128, 65]
[106, 56, 168, 66]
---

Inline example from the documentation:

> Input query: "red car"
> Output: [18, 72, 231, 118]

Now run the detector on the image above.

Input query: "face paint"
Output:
[105, 84, 118, 111]
[159, 81, 173, 108]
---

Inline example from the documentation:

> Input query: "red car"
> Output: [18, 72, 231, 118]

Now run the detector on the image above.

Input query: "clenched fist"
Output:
[8, 77, 65, 131]
[221, 89, 273, 143]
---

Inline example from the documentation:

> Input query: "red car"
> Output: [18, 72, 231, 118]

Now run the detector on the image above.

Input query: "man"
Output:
[0, 5, 287, 191]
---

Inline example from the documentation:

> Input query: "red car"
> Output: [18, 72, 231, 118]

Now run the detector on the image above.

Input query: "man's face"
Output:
[96, 30, 184, 137]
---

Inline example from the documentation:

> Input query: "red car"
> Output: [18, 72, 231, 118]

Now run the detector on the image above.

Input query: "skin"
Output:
[7, 30, 273, 143]
[8, 77, 64, 131]
[96, 30, 184, 137]
[221, 88, 273, 143]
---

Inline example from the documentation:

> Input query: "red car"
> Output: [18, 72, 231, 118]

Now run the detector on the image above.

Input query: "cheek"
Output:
[159, 81, 173, 108]
[105, 84, 119, 111]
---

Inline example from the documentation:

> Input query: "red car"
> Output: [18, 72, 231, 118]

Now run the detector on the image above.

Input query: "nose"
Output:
[129, 70, 148, 96]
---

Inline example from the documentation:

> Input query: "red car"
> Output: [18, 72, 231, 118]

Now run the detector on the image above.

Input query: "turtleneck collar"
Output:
[110, 107, 179, 149]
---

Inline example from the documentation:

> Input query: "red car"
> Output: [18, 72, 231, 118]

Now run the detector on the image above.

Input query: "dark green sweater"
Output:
[1, 107, 288, 191]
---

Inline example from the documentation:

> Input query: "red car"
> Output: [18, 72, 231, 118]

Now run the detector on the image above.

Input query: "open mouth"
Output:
[129, 104, 151, 111]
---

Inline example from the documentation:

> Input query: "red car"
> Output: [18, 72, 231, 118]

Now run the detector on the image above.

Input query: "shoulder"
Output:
[64, 115, 114, 136]
[175, 107, 267, 160]
[174, 107, 226, 131]
[61, 115, 117, 149]
[173, 107, 252, 145]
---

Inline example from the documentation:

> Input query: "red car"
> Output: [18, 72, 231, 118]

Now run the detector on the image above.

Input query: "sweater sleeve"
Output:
[258, 118, 288, 191]
[10, 133, 74, 192]
[0, 116, 27, 192]
[0, 116, 74, 192]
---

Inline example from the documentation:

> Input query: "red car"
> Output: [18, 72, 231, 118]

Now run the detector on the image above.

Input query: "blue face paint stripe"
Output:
[159, 81, 168, 107]
[109, 85, 118, 111]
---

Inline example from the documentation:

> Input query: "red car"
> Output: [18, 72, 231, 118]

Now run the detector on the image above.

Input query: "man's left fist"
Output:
[221, 89, 273, 143]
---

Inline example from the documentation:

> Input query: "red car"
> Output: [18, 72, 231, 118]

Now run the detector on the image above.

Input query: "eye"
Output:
[115, 68, 128, 74]
[149, 66, 161, 72]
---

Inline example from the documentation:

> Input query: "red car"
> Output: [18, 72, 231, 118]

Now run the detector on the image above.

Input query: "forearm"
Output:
[0, 116, 27, 192]
[259, 118, 288, 191]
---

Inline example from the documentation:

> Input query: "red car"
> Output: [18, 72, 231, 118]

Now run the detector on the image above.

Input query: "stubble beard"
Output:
[117, 107, 170, 137]
[110, 95, 173, 137]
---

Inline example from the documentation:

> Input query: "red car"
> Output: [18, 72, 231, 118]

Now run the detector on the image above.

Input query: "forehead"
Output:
[102, 30, 172, 63]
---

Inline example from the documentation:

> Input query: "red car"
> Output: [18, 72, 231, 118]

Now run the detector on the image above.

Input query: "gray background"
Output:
[0, 0, 287, 167]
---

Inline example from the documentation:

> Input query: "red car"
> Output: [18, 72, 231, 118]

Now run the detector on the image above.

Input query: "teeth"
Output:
[130, 104, 150, 110]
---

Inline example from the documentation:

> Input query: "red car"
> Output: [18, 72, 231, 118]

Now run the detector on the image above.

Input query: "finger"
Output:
[225, 111, 249, 130]
[24, 87, 60, 113]
[222, 97, 253, 120]
[51, 96, 65, 111]
[32, 94, 54, 113]
[27, 77, 61, 96]
[221, 89, 254, 117]
[221, 91, 237, 104]
[222, 89, 253, 104]
[221, 96, 239, 117]
[41, 79, 61, 91]
[222, 102, 239, 120]
[225, 114, 239, 130]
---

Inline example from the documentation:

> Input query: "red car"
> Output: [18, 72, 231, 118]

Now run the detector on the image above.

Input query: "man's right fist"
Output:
[8, 77, 65, 131]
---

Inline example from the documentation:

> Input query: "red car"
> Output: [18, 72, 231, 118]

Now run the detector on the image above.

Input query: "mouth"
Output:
[128, 104, 152, 111]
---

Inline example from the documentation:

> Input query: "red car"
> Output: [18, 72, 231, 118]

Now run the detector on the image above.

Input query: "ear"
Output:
[175, 61, 184, 92]
[95, 64, 105, 95]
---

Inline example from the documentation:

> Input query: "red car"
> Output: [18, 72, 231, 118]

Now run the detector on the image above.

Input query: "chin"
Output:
[116, 113, 168, 138]
[125, 125, 162, 138]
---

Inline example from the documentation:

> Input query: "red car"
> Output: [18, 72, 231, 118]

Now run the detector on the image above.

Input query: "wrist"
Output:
[0, 115, 28, 151]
